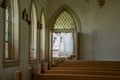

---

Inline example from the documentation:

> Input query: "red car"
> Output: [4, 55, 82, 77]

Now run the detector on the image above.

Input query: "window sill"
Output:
[40, 58, 45, 60]
[39, 58, 46, 63]
[3, 60, 20, 68]
[29, 60, 37, 65]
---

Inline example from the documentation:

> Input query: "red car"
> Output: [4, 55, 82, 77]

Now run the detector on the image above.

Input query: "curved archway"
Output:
[3, 0, 20, 67]
[50, 5, 81, 32]
[39, 9, 46, 59]
[29, 2, 37, 60]
[49, 5, 81, 62]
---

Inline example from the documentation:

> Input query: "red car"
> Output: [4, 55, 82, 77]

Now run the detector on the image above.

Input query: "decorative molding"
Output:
[3, 60, 20, 68]
[97, 0, 105, 9]
[29, 60, 37, 66]
[22, 8, 31, 25]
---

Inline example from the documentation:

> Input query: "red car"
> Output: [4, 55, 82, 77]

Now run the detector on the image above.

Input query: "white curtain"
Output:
[53, 33, 73, 57]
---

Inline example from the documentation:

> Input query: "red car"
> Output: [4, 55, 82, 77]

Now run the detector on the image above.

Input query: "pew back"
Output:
[57, 60, 120, 68]
[45, 70, 120, 76]
[34, 74, 120, 80]
[14, 71, 21, 80]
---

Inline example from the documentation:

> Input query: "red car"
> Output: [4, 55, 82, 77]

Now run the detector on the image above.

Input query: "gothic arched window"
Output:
[53, 11, 76, 30]
[4, 0, 19, 67]
[40, 11, 46, 59]
[52, 10, 76, 57]
[29, 2, 37, 60]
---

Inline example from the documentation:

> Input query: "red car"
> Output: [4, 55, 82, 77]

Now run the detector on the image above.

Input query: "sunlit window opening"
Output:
[40, 11, 46, 59]
[30, 3, 37, 60]
[5, 6, 9, 59]
[52, 32, 73, 57]
[4, 0, 19, 60]
[53, 11, 75, 30]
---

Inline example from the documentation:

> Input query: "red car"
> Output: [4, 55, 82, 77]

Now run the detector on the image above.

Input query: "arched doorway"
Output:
[49, 5, 81, 63]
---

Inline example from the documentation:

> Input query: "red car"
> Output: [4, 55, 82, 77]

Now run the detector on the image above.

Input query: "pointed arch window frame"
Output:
[51, 8, 77, 33]
[53, 10, 76, 30]
[49, 5, 81, 63]
[29, 1, 38, 65]
[3, 0, 20, 68]
[39, 9, 46, 60]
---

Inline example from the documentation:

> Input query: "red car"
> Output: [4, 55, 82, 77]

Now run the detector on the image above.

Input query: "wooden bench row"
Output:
[56, 60, 120, 68]
[51, 67, 120, 71]
[34, 74, 120, 80]
[52, 57, 66, 66]
[34, 60, 120, 80]
[45, 70, 120, 76]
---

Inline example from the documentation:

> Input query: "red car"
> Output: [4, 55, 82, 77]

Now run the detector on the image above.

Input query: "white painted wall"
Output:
[46, 0, 120, 61]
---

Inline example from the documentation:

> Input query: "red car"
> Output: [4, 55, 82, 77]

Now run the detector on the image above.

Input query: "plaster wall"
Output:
[46, 0, 120, 61]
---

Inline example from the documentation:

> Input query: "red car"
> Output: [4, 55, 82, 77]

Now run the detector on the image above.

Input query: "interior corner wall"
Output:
[46, 0, 120, 61]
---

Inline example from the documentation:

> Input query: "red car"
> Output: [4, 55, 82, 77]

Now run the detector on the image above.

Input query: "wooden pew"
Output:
[34, 60, 120, 80]
[28, 67, 33, 80]
[51, 67, 120, 71]
[34, 74, 120, 80]
[44, 70, 120, 76]
[37, 64, 42, 74]
[41, 62, 49, 73]
[14, 71, 21, 80]
[52, 57, 66, 66]
[56, 60, 120, 68]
